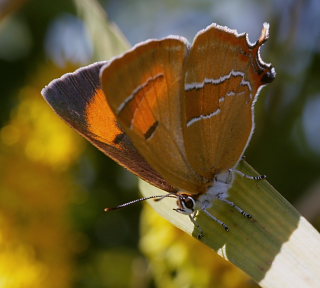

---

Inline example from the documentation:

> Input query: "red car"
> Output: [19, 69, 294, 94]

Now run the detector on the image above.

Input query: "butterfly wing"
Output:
[101, 38, 205, 194]
[42, 62, 176, 192]
[182, 23, 275, 178]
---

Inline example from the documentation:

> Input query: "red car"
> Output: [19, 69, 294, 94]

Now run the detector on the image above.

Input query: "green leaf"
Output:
[139, 161, 320, 288]
[74, 0, 130, 61]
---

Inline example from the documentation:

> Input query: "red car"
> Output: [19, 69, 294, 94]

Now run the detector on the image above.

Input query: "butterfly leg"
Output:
[189, 212, 204, 239]
[230, 168, 266, 180]
[219, 197, 252, 218]
[202, 209, 229, 231]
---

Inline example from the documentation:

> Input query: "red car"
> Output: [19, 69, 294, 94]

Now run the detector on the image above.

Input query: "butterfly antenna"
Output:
[104, 194, 177, 212]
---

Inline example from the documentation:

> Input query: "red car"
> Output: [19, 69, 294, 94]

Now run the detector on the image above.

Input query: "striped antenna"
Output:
[104, 194, 177, 212]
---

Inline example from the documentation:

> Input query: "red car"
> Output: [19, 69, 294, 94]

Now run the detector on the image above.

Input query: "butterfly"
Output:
[42, 22, 275, 237]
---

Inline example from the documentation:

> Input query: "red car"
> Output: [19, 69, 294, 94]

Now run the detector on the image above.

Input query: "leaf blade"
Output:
[139, 161, 320, 288]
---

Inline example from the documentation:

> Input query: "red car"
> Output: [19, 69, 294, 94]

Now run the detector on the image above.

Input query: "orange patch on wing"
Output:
[86, 89, 122, 146]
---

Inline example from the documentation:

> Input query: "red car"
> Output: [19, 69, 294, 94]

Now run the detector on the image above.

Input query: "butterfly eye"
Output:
[181, 196, 196, 210]
[174, 195, 196, 215]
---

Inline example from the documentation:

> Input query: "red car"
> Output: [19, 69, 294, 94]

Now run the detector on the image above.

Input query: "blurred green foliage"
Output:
[0, 0, 319, 287]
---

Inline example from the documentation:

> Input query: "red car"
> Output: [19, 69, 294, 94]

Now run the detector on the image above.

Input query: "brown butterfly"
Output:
[42, 23, 275, 237]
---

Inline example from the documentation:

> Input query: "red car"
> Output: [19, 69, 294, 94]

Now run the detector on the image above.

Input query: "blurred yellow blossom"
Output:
[0, 215, 47, 288]
[0, 62, 84, 288]
[1, 68, 84, 169]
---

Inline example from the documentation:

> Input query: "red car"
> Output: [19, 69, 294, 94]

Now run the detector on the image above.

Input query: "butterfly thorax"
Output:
[175, 170, 234, 215]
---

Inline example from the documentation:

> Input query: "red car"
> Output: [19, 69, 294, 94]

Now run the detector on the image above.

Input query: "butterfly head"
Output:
[174, 194, 197, 215]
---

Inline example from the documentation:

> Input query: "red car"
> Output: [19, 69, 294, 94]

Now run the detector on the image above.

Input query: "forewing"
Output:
[42, 62, 176, 192]
[101, 38, 204, 194]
